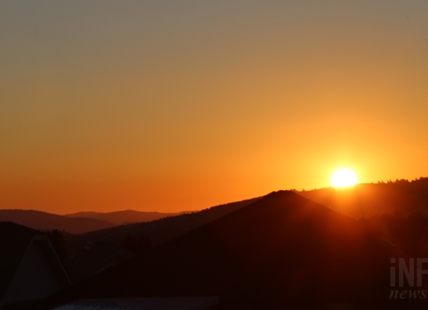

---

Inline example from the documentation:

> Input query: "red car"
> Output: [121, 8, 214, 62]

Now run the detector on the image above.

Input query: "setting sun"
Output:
[330, 169, 358, 188]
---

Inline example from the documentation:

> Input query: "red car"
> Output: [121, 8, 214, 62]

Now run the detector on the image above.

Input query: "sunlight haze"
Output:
[330, 168, 358, 188]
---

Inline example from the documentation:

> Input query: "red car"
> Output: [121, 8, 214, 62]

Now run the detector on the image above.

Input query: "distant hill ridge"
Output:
[63, 197, 262, 282]
[4, 178, 427, 236]
[70, 196, 263, 248]
[65, 210, 179, 226]
[0, 198, 260, 236]
[0, 209, 114, 234]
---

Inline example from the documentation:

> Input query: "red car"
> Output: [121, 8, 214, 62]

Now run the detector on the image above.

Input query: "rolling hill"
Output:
[0, 210, 115, 234]
[52, 191, 393, 307]
[65, 210, 179, 226]
[67, 196, 262, 250]
[63, 196, 263, 282]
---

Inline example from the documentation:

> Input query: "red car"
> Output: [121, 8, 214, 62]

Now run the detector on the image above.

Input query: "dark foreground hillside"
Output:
[46, 191, 403, 309]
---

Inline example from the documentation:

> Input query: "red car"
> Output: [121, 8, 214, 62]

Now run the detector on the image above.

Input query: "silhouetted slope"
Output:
[65, 210, 179, 226]
[0, 210, 114, 234]
[299, 178, 428, 218]
[67, 196, 261, 249]
[55, 191, 392, 305]
[63, 197, 262, 282]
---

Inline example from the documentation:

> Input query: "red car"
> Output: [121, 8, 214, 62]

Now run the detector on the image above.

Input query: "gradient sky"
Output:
[1, 1, 428, 214]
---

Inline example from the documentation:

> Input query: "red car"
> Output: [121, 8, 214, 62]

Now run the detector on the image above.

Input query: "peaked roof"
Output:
[0, 222, 43, 301]
[0, 222, 71, 303]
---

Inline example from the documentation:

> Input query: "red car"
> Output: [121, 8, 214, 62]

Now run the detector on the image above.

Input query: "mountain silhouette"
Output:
[67, 196, 262, 250]
[50, 191, 392, 307]
[63, 196, 263, 282]
[65, 210, 179, 226]
[0, 210, 114, 234]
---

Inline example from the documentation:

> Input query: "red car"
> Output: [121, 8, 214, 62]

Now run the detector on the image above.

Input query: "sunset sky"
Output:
[1, 1, 428, 214]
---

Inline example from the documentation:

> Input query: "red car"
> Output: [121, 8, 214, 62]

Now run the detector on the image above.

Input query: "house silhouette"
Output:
[0, 222, 71, 309]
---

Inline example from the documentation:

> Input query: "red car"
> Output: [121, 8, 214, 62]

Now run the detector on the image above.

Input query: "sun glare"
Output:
[330, 168, 358, 188]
